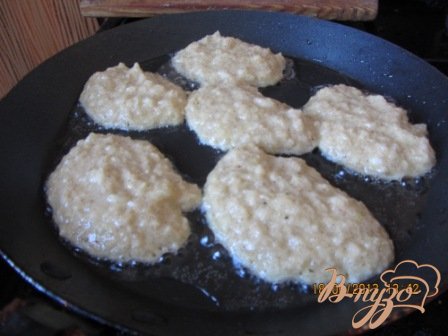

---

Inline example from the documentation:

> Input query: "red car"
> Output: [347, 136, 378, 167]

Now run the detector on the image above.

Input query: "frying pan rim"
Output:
[1, 10, 447, 335]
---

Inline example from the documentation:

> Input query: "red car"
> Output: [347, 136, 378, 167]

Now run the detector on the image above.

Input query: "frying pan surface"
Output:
[0, 11, 447, 335]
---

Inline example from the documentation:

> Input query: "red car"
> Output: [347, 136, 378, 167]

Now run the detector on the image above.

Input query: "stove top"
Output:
[1, 0, 448, 335]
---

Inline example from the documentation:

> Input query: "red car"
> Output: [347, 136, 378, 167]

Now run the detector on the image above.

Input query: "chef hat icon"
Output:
[380, 260, 441, 297]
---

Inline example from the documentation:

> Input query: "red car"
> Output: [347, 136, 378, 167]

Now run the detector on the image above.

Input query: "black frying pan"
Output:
[1, 11, 447, 336]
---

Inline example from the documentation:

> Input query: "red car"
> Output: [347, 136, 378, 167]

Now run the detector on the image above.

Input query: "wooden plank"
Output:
[80, 0, 378, 21]
[0, 0, 99, 99]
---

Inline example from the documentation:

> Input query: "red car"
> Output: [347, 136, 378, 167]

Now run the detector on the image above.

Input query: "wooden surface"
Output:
[0, 0, 99, 99]
[80, 0, 378, 21]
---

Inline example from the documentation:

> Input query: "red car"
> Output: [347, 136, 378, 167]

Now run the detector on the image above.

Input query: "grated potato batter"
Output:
[203, 147, 394, 284]
[186, 84, 318, 155]
[172, 31, 285, 87]
[46, 133, 201, 262]
[80, 63, 187, 131]
[303, 84, 436, 180]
